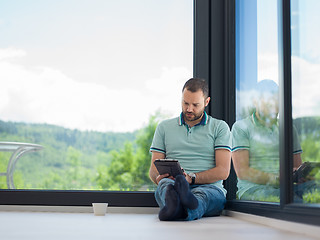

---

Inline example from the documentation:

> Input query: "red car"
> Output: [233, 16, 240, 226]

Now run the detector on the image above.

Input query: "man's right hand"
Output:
[156, 173, 174, 185]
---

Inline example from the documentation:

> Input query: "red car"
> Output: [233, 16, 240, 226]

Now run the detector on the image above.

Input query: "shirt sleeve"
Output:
[231, 120, 250, 151]
[293, 125, 302, 154]
[149, 122, 166, 154]
[214, 120, 232, 151]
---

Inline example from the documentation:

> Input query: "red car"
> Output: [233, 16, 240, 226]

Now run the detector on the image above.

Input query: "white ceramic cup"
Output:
[92, 203, 108, 216]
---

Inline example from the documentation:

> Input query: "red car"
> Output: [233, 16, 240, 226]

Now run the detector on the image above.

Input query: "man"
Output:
[149, 78, 231, 221]
[231, 80, 304, 201]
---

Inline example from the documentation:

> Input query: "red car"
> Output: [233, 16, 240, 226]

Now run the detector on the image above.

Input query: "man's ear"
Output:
[205, 97, 211, 107]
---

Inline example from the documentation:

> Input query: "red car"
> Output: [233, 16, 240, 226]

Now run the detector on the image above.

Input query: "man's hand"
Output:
[157, 172, 191, 185]
[149, 151, 166, 184]
[155, 173, 174, 184]
[183, 172, 192, 184]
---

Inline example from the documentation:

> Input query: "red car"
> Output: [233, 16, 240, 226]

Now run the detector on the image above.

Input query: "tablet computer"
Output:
[154, 159, 184, 177]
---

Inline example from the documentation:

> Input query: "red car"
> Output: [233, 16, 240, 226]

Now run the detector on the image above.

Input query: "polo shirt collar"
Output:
[179, 111, 208, 126]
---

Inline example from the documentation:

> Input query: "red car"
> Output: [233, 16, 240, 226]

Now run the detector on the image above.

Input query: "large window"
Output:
[291, 0, 320, 204]
[228, 0, 320, 225]
[2, 0, 320, 224]
[234, 0, 320, 205]
[0, 0, 193, 191]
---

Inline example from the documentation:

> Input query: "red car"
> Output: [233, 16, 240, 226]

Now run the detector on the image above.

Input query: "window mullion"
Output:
[278, 0, 294, 207]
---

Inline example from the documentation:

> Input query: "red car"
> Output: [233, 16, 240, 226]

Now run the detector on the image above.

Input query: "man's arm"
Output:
[293, 153, 302, 171]
[149, 151, 173, 185]
[185, 149, 231, 184]
[232, 149, 278, 185]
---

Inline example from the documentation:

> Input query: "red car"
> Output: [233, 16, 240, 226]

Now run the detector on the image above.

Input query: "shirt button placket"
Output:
[185, 125, 192, 140]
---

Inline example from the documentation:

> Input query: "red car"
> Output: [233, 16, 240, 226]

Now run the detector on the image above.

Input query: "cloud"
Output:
[145, 66, 191, 115]
[2, 48, 318, 131]
[291, 56, 320, 118]
[0, 48, 191, 132]
[0, 47, 26, 60]
[257, 53, 279, 84]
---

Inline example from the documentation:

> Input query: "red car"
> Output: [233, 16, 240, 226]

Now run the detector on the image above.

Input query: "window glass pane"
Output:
[232, 0, 280, 202]
[291, 0, 320, 204]
[0, 0, 193, 191]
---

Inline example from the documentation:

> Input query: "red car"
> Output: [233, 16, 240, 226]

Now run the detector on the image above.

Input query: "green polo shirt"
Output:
[150, 112, 231, 194]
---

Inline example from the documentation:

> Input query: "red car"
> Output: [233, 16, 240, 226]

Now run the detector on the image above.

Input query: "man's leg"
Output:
[155, 178, 186, 221]
[154, 178, 175, 209]
[294, 180, 320, 203]
[174, 175, 198, 210]
[185, 185, 226, 221]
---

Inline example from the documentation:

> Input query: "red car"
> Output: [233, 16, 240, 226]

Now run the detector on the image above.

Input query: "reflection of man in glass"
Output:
[231, 80, 303, 201]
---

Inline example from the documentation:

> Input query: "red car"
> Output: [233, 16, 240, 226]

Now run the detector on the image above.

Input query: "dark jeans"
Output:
[155, 178, 226, 221]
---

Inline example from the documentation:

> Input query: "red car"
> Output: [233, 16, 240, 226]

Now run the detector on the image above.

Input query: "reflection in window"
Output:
[0, 0, 193, 191]
[291, 0, 320, 204]
[232, 0, 282, 202]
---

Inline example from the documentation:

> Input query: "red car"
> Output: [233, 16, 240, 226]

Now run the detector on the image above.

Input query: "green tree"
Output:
[96, 142, 135, 190]
[96, 112, 163, 191]
[131, 114, 159, 190]
[301, 135, 320, 164]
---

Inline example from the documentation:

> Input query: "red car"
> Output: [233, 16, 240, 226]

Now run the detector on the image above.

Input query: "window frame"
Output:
[223, 0, 320, 226]
[1, 0, 320, 227]
[0, 190, 157, 207]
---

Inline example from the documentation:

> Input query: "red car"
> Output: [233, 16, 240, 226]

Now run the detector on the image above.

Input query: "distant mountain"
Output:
[0, 120, 139, 189]
[0, 120, 137, 154]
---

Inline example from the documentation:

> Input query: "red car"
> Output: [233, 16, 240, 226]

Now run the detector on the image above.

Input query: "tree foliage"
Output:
[96, 114, 160, 191]
[0, 113, 161, 191]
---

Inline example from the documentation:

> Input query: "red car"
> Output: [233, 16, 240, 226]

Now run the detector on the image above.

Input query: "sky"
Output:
[0, 0, 193, 132]
[1, 0, 319, 133]
[290, 0, 320, 118]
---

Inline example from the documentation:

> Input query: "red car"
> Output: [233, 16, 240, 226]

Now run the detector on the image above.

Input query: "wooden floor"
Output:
[0, 208, 319, 240]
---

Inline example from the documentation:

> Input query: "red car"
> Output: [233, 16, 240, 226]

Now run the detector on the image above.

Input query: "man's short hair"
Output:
[182, 78, 209, 98]
[256, 79, 278, 95]
[254, 79, 279, 100]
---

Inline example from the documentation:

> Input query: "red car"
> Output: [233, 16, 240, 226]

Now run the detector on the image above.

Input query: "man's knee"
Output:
[158, 177, 175, 186]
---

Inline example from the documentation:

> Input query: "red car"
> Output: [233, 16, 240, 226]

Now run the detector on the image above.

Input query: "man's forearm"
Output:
[240, 167, 278, 186]
[149, 166, 159, 184]
[149, 151, 166, 184]
[193, 166, 230, 185]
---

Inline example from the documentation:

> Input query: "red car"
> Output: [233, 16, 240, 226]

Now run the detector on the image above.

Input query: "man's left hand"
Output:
[183, 172, 192, 184]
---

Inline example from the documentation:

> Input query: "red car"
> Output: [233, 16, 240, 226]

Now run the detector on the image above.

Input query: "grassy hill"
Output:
[0, 120, 138, 190]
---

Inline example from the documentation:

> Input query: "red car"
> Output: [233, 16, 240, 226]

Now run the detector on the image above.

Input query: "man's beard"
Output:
[183, 110, 204, 122]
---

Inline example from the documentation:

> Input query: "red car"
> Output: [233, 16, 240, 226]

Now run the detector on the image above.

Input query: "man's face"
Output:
[182, 89, 210, 122]
[255, 93, 279, 126]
